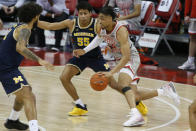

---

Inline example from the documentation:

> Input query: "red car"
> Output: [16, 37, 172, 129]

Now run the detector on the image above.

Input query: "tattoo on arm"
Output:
[22, 49, 40, 61]
[17, 28, 31, 44]
[17, 28, 40, 61]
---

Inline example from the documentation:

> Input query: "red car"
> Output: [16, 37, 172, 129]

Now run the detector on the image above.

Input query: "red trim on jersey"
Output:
[124, 65, 140, 82]
[132, 78, 140, 82]
[124, 65, 135, 75]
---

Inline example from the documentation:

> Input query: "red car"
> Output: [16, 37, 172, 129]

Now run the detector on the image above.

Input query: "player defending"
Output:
[37, 1, 148, 116]
[0, 3, 54, 131]
[74, 6, 180, 127]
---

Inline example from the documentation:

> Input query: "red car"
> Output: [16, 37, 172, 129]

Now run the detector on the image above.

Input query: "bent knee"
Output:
[60, 72, 72, 82]
[21, 86, 34, 98]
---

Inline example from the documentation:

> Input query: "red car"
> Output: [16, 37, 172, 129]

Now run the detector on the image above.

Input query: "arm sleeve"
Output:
[83, 35, 103, 53]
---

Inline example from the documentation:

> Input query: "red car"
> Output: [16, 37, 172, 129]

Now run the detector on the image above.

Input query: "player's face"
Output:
[78, 9, 91, 22]
[98, 13, 113, 29]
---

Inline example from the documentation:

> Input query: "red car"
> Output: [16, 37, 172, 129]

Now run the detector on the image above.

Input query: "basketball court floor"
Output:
[0, 49, 195, 131]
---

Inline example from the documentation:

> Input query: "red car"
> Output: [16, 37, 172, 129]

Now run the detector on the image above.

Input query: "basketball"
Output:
[90, 73, 108, 91]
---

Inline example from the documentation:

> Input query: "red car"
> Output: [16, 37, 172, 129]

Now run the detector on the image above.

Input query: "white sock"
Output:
[8, 109, 20, 121]
[29, 120, 38, 131]
[74, 99, 84, 107]
[188, 56, 195, 63]
[157, 88, 164, 96]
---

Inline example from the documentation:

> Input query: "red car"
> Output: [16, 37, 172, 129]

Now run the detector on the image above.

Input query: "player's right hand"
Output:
[73, 49, 85, 57]
[38, 59, 54, 71]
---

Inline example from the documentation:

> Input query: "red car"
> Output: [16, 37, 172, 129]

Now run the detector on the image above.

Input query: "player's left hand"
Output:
[99, 72, 113, 78]
[73, 49, 85, 57]
[39, 59, 54, 71]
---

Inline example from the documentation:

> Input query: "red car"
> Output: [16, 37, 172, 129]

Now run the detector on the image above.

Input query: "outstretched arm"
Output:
[73, 35, 103, 57]
[37, 19, 72, 30]
[16, 28, 54, 70]
[73, 21, 103, 57]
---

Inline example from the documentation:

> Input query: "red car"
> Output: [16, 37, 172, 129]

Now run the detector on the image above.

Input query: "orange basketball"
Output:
[90, 73, 108, 91]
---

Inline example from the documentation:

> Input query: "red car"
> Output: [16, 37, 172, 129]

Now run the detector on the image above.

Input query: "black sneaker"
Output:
[4, 119, 29, 130]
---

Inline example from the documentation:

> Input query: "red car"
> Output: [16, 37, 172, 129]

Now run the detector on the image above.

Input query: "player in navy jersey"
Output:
[38, 1, 147, 116]
[38, 1, 109, 116]
[0, 2, 54, 131]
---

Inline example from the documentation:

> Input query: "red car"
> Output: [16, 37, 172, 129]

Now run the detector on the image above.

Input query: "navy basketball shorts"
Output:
[0, 69, 29, 96]
[67, 56, 110, 75]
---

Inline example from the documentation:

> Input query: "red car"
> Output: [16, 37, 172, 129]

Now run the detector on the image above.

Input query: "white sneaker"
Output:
[161, 82, 180, 105]
[123, 108, 145, 127]
[178, 60, 195, 70]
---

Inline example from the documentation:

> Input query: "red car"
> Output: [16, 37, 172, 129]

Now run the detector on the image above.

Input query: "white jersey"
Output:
[100, 21, 140, 74]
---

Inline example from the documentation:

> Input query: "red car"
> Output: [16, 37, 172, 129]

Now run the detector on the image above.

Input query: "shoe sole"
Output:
[68, 114, 88, 116]
[123, 121, 145, 127]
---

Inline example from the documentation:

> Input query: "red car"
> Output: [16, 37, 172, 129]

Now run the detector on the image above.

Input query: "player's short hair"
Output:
[99, 6, 117, 20]
[76, 1, 93, 12]
[17, 2, 42, 23]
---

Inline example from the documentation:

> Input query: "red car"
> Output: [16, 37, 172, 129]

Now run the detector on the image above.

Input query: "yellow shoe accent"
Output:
[136, 101, 148, 116]
[68, 105, 88, 116]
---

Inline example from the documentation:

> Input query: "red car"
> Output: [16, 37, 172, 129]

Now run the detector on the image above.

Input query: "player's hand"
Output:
[73, 49, 85, 57]
[184, 16, 190, 23]
[38, 59, 54, 71]
[193, 74, 196, 84]
[99, 72, 113, 78]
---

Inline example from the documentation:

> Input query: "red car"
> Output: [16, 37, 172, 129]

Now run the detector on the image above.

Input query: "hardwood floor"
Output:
[0, 66, 195, 131]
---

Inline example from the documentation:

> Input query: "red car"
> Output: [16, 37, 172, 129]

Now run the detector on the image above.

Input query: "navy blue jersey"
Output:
[0, 24, 25, 72]
[71, 18, 102, 58]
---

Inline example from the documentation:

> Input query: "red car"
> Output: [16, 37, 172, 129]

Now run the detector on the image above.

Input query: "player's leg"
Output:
[4, 94, 29, 130]
[133, 82, 180, 105]
[117, 72, 145, 127]
[60, 57, 88, 116]
[178, 23, 196, 70]
[14, 86, 39, 131]
[189, 99, 196, 131]
[1, 70, 38, 131]
[60, 65, 80, 101]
